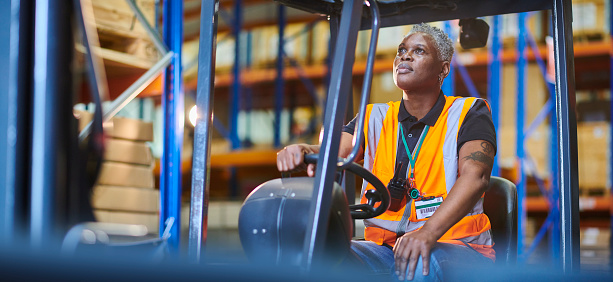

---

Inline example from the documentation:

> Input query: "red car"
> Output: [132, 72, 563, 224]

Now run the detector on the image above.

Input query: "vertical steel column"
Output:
[442, 21, 454, 96]
[0, 0, 10, 241]
[552, 0, 580, 273]
[160, 0, 184, 251]
[321, 16, 340, 122]
[302, 0, 362, 271]
[189, 0, 219, 264]
[545, 18, 561, 264]
[274, 4, 286, 148]
[344, 54, 356, 237]
[31, 0, 73, 248]
[516, 12, 527, 256]
[229, 0, 242, 149]
[487, 15, 501, 177]
[1, 0, 32, 243]
[550, 95, 561, 264]
[325, 16, 339, 97]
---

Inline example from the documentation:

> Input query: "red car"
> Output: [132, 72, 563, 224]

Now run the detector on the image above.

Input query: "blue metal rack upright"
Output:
[274, 4, 286, 148]
[230, 0, 242, 150]
[442, 21, 455, 96]
[160, 0, 184, 251]
[512, 11, 563, 264]
[516, 12, 528, 256]
[610, 0, 613, 268]
[488, 15, 501, 177]
[0, 0, 31, 243]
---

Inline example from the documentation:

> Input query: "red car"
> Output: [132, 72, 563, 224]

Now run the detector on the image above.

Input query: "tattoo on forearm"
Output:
[463, 151, 494, 167]
[481, 142, 493, 155]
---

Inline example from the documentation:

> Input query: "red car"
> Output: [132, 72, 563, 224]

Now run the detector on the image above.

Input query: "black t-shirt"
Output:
[343, 93, 496, 177]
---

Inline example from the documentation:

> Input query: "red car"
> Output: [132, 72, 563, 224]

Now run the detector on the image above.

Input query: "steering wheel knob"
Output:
[364, 189, 381, 206]
[303, 153, 390, 219]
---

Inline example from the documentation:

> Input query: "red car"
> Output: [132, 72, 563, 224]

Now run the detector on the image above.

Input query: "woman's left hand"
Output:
[393, 229, 437, 280]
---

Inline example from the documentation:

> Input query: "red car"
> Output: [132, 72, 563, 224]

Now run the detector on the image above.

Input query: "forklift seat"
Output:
[483, 176, 518, 265]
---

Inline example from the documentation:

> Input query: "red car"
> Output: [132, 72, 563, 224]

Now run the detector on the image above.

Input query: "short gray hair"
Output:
[405, 23, 454, 62]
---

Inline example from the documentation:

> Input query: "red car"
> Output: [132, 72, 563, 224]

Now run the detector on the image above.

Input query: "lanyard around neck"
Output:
[399, 124, 429, 179]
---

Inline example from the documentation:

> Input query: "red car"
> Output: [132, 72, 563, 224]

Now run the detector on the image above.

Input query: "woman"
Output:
[277, 23, 496, 281]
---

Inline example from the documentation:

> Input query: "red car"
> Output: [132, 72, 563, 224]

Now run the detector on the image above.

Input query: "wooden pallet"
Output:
[89, 0, 159, 67]
[579, 186, 610, 197]
[573, 31, 607, 43]
[92, 0, 156, 40]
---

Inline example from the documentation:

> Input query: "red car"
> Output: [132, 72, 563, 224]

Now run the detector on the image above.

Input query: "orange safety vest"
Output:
[360, 96, 495, 260]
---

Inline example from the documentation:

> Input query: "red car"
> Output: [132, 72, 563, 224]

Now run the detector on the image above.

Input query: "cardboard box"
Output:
[311, 21, 331, 64]
[74, 110, 153, 142]
[577, 122, 610, 190]
[572, 0, 606, 36]
[109, 116, 154, 142]
[98, 161, 155, 188]
[581, 227, 610, 249]
[182, 201, 242, 230]
[94, 210, 159, 234]
[215, 32, 235, 72]
[104, 138, 153, 166]
[498, 126, 550, 177]
[92, 185, 159, 213]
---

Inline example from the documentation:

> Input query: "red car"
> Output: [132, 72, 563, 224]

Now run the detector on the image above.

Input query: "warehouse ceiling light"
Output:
[189, 105, 197, 127]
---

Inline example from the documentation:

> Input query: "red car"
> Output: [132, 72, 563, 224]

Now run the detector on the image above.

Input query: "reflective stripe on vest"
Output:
[360, 96, 493, 250]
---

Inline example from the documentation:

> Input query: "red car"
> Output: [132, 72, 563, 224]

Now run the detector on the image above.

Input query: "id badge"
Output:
[415, 197, 443, 220]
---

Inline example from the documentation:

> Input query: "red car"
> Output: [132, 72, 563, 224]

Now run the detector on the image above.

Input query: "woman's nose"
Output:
[401, 52, 412, 61]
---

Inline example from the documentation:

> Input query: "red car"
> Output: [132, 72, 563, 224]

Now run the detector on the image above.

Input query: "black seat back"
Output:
[483, 176, 517, 264]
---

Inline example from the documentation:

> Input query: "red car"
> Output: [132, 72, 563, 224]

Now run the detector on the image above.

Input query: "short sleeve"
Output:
[343, 113, 366, 151]
[343, 114, 358, 135]
[457, 99, 497, 155]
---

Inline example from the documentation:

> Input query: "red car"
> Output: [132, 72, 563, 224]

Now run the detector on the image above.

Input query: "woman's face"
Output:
[393, 32, 448, 92]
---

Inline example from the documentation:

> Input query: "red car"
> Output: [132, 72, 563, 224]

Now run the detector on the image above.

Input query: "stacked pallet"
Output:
[91, 0, 159, 66]
[75, 111, 159, 234]
[94, 117, 159, 234]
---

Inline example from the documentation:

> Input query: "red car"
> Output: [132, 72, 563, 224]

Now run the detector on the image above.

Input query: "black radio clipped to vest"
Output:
[387, 162, 407, 212]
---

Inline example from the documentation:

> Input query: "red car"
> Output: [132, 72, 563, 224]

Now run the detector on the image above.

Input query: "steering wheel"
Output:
[304, 154, 390, 219]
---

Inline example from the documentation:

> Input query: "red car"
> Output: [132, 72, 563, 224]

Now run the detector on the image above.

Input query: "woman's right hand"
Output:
[276, 144, 317, 177]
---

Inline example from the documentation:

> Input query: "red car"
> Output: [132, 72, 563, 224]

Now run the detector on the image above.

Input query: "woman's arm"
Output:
[276, 132, 361, 177]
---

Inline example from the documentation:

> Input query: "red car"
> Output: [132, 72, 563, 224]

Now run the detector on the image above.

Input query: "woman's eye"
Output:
[414, 48, 424, 54]
[397, 48, 406, 55]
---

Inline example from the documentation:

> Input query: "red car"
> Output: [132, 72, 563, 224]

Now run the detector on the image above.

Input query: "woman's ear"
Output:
[441, 61, 450, 79]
